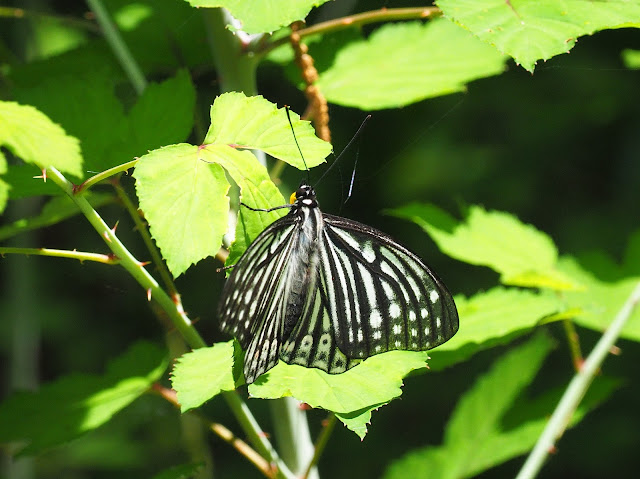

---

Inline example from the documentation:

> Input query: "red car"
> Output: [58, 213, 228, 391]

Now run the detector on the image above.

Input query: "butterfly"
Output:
[218, 183, 459, 384]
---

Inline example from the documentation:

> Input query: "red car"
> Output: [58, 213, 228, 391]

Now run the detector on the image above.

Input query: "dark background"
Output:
[1, 1, 639, 478]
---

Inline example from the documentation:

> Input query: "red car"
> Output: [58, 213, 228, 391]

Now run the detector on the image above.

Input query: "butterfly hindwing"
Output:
[320, 214, 459, 358]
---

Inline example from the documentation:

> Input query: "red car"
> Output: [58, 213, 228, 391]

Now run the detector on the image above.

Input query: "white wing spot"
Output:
[430, 290, 440, 303]
[394, 340, 401, 347]
[373, 330, 382, 340]
[232, 289, 239, 301]
[375, 345, 382, 352]
[393, 324, 402, 335]
[411, 328, 418, 337]
[421, 308, 429, 318]
[409, 310, 417, 322]
[382, 282, 395, 299]
[424, 326, 430, 336]
[357, 329, 364, 342]
[362, 242, 376, 263]
[348, 328, 354, 342]
[389, 302, 401, 318]
[244, 319, 250, 328]
[436, 316, 442, 328]
[370, 310, 382, 328]
[412, 342, 418, 348]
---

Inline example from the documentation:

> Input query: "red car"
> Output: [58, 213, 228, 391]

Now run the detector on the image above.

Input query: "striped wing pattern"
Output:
[218, 184, 459, 384]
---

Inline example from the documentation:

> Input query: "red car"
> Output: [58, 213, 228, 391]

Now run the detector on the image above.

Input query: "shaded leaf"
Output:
[383, 334, 618, 479]
[559, 257, 640, 342]
[0, 341, 167, 455]
[151, 462, 205, 479]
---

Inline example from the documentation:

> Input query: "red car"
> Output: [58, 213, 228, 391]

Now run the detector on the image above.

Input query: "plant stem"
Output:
[516, 281, 640, 479]
[78, 159, 138, 192]
[302, 414, 337, 479]
[85, 0, 147, 95]
[260, 6, 441, 54]
[46, 166, 290, 476]
[562, 319, 583, 372]
[0, 247, 118, 264]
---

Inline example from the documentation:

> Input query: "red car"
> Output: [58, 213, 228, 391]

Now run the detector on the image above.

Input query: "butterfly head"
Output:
[291, 183, 318, 208]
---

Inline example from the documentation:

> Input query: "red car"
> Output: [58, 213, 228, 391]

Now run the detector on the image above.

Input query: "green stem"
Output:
[260, 6, 441, 55]
[516, 282, 640, 479]
[302, 414, 336, 479]
[47, 166, 289, 476]
[562, 319, 583, 372]
[85, 0, 147, 95]
[201, 8, 259, 95]
[78, 159, 138, 192]
[112, 180, 178, 297]
[0, 247, 118, 264]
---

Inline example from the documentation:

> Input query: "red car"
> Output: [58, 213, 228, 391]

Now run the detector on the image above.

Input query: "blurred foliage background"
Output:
[1, 1, 639, 478]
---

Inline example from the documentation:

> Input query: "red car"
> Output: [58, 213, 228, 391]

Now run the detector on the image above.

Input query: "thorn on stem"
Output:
[33, 168, 47, 182]
[102, 231, 112, 242]
[609, 345, 622, 356]
[111, 220, 119, 233]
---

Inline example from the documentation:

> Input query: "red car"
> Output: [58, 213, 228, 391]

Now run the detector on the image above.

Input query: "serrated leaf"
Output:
[335, 405, 381, 440]
[185, 0, 330, 34]
[133, 144, 230, 277]
[558, 257, 640, 342]
[384, 334, 619, 479]
[316, 19, 506, 110]
[249, 351, 429, 416]
[437, 0, 640, 72]
[0, 341, 167, 455]
[0, 192, 115, 241]
[134, 93, 328, 276]
[0, 101, 83, 177]
[171, 341, 237, 412]
[389, 203, 582, 290]
[204, 92, 331, 169]
[430, 287, 562, 370]
[128, 69, 196, 152]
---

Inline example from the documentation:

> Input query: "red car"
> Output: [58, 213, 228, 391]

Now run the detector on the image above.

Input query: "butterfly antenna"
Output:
[316, 114, 371, 186]
[285, 106, 311, 184]
[344, 147, 359, 204]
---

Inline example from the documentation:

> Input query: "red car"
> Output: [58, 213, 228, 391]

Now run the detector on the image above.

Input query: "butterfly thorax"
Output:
[281, 185, 322, 339]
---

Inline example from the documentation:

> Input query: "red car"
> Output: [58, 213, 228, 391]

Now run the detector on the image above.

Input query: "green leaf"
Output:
[384, 334, 618, 479]
[316, 19, 506, 110]
[204, 92, 331, 169]
[249, 350, 430, 437]
[558, 257, 640, 342]
[171, 341, 237, 412]
[134, 93, 329, 276]
[437, 0, 640, 72]
[0, 100, 83, 178]
[0, 341, 167, 455]
[185, 0, 330, 34]
[133, 144, 230, 277]
[430, 287, 563, 370]
[335, 406, 380, 440]
[0, 192, 115, 241]
[0, 152, 8, 213]
[389, 203, 582, 290]
[128, 69, 196, 153]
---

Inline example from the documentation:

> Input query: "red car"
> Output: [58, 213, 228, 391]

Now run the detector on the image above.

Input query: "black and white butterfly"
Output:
[218, 183, 459, 384]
